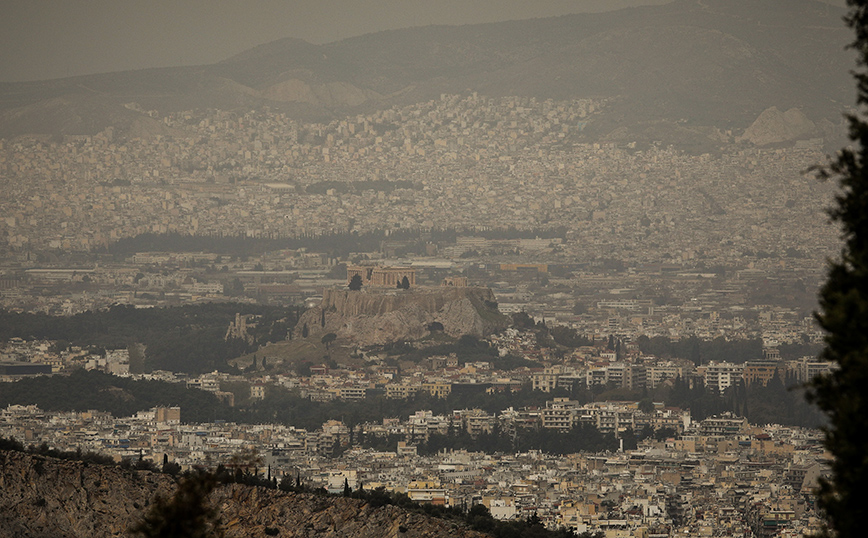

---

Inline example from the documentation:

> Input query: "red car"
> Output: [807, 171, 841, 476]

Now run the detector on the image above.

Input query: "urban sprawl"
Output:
[0, 94, 845, 538]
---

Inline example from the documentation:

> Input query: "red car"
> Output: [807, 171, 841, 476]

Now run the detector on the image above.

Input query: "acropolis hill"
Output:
[295, 285, 508, 347]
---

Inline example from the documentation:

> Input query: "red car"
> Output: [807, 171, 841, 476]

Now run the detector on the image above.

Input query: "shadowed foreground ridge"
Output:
[0, 450, 486, 538]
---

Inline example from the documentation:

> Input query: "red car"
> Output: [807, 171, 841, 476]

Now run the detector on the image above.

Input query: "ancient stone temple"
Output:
[441, 276, 468, 287]
[347, 265, 416, 288]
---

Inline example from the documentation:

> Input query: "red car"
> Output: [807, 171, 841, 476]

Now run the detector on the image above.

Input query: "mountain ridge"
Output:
[0, 0, 853, 144]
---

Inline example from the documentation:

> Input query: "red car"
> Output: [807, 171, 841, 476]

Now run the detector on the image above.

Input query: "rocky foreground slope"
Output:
[295, 287, 509, 346]
[0, 450, 485, 538]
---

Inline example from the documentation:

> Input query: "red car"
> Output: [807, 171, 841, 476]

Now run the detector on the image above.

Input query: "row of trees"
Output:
[636, 335, 763, 365]
[0, 369, 228, 422]
[414, 422, 620, 456]
[0, 366, 826, 440]
[102, 225, 570, 259]
[305, 179, 419, 194]
[665, 374, 825, 428]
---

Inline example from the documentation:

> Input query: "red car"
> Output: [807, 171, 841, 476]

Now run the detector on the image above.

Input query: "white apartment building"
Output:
[702, 361, 744, 394]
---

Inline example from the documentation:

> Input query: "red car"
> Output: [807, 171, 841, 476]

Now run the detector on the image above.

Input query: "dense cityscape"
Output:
[0, 94, 843, 538]
[0, 95, 837, 261]
[1, 1, 865, 537]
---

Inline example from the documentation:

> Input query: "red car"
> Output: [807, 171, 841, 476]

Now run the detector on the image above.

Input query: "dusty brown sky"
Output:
[0, 0, 848, 83]
[0, 0, 674, 82]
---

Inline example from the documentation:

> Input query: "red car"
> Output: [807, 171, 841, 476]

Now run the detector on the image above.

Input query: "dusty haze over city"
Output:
[0, 1, 859, 537]
[0, 0, 684, 82]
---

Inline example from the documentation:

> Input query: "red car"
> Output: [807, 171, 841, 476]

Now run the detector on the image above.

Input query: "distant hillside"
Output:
[0, 450, 485, 538]
[0, 0, 853, 144]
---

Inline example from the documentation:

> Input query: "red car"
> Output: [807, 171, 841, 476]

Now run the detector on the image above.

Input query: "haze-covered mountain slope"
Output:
[0, 0, 852, 141]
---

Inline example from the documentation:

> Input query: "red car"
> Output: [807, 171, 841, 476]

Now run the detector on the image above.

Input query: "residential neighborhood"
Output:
[0, 399, 829, 538]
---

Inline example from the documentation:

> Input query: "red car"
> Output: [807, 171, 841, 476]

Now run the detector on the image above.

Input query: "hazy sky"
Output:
[0, 0, 849, 83]
[0, 0, 680, 82]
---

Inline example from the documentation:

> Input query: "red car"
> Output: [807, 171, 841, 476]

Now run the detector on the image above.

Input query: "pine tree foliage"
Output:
[130, 473, 223, 538]
[810, 2, 868, 537]
[348, 274, 363, 291]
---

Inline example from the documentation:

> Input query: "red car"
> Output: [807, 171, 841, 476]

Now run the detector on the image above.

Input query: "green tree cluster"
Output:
[0, 303, 300, 374]
[0, 365, 826, 436]
[348, 274, 363, 290]
[0, 369, 229, 422]
[636, 335, 763, 365]
[416, 423, 619, 456]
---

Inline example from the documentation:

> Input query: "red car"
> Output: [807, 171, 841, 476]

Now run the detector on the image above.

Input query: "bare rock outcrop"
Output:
[737, 106, 816, 146]
[0, 450, 174, 537]
[0, 450, 486, 538]
[295, 287, 508, 346]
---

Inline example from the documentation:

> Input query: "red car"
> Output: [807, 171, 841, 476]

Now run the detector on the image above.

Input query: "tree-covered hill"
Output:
[0, 303, 299, 374]
[0, 369, 227, 422]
